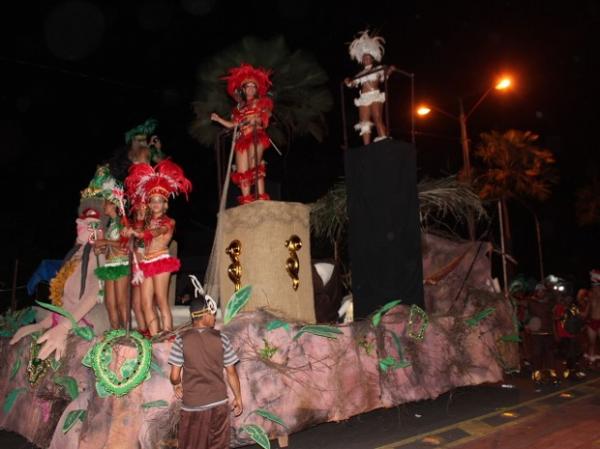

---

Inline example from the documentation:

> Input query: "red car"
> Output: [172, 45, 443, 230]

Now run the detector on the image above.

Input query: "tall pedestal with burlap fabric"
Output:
[218, 201, 316, 323]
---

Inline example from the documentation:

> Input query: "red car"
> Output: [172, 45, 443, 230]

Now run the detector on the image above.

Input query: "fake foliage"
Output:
[190, 35, 333, 149]
[371, 299, 402, 327]
[241, 409, 288, 449]
[62, 409, 86, 434]
[54, 376, 79, 401]
[82, 330, 152, 397]
[259, 339, 278, 360]
[266, 319, 290, 332]
[141, 400, 169, 409]
[379, 331, 411, 372]
[3, 388, 26, 414]
[465, 307, 496, 327]
[35, 301, 95, 341]
[293, 324, 342, 340]
[223, 285, 253, 324]
[0, 308, 36, 337]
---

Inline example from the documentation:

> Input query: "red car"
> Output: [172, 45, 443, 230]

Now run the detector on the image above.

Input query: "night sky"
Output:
[3, 1, 600, 293]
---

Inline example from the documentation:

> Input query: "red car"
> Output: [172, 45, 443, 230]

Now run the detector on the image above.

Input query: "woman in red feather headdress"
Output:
[124, 159, 192, 336]
[211, 63, 273, 205]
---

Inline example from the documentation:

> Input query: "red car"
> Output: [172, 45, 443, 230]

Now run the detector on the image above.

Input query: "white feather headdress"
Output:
[348, 30, 385, 63]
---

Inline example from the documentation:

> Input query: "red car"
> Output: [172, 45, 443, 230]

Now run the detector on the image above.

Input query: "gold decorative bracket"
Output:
[285, 235, 302, 290]
[226, 239, 242, 291]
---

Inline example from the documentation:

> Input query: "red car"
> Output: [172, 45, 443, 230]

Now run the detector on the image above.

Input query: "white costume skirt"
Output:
[354, 90, 386, 107]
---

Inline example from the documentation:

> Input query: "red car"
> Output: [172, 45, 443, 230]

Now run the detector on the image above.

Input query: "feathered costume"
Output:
[347, 30, 388, 137]
[125, 160, 192, 277]
[223, 63, 274, 154]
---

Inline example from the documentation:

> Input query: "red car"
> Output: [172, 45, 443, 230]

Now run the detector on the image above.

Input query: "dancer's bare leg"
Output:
[359, 106, 371, 145]
[371, 102, 386, 138]
[142, 278, 160, 336]
[153, 273, 172, 332]
[104, 281, 120, 329]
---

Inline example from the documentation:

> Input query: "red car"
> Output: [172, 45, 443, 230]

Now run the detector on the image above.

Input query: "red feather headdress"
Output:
[224, 63, 272, 98]
[125, 159, 192, 206]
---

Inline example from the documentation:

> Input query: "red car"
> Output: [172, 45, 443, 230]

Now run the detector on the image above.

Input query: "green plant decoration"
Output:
[293, 325, 343, 341]
[3, 388, 26, 414]
[0, 308, 36, 337]
[266, 319, 290, 332]
[62, 409, 86, 434]
[372, 300, 403, 327]
[259, 339, 278, 360]
[223, 285, 253, 324]
[241, 424, 271, 449]
[465, 307, 496, 327]
[252, 409, 288, 430]
[141, 400, 169, 409]
[54, 376, 79, 401]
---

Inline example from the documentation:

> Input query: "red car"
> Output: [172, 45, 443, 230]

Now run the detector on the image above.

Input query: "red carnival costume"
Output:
[125, 160, 192, 278]
[222, 63, 274, 204]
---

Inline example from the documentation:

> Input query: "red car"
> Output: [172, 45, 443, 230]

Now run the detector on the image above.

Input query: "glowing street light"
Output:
[416, 106, 431, 116]
[495, 77, 512, 90]
[415, 74, 516, 240]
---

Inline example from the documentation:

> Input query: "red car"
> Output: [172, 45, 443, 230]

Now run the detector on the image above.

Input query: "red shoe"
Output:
[258, 193, 270, 201]
[237, 194, 254, 205]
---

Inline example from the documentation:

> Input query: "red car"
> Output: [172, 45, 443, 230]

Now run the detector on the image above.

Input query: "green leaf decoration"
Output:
[293, 324, 343, 341]
[252, 409, 288, 429]
[379, 356, 397, 372]
[379, 355, 411, 372]
[141, 400, 169, 409]
[9, 358, 21, 381]
[49, 358, 62, 372]
[266, 319, 290, 332]
[372, 300, 403, 327]
[465, 307, 496, 327]
[95, 381, 111, 398]
[82, 347, 93, 368]
[391, 331, 406, 361]
[500, 334, 522, 342]
[62, 409, 86, 434]
[3, 388, 26, 414]
[224, 285, 253, 324]
[150, 359, 165, 377]
[54, 376, 79, 401]
[73, 326, 95, 341]
[241, 424, 270, 449]
[0, 307, 37, 337]
[35, 301, 77, 328]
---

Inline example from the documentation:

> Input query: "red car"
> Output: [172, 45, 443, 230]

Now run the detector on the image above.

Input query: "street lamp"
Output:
[416, 75, 513, 238]
[417, 75, 513, 178]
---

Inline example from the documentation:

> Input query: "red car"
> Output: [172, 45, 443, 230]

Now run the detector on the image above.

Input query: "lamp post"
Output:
[416, 76, 513, 239]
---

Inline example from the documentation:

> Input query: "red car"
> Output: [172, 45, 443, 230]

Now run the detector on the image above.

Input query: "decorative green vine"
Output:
[82, 330, 152, 397]
[259, 339, 278, 360]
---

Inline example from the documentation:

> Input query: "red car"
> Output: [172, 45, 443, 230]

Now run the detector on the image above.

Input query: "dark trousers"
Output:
[178, 403, 230, 449]
[530, 334, 555, 371]
[558, 337, 580, 370]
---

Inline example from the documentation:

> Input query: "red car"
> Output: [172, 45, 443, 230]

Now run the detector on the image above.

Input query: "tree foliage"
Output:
[189, 36, 333, 148]
[474, 130, 557, 202]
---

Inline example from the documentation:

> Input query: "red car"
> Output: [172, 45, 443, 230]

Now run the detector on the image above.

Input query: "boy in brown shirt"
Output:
[169, 295, 243, 449]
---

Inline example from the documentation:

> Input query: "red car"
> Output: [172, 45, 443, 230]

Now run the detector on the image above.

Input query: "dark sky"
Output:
[3, 0, 600, 289]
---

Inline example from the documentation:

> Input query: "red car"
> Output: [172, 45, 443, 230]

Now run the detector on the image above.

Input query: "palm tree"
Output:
[474, 130, 558, 277]
[189, 35, 333, 149]
[575, 177, 600, 226]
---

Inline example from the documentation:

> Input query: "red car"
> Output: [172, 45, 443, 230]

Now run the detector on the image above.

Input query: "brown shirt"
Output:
[168, 328, 239, 410]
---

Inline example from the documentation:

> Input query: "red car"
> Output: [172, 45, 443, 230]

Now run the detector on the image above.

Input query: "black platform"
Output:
[344, 138, 424, 318]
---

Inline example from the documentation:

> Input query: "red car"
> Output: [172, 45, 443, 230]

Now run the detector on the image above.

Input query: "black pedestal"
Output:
[344, 138, 424, 318]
